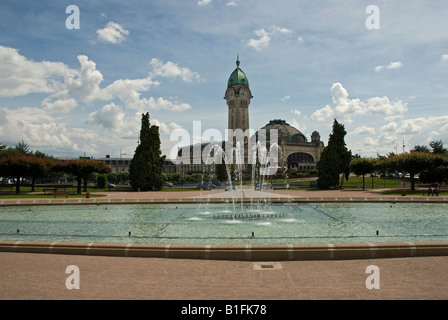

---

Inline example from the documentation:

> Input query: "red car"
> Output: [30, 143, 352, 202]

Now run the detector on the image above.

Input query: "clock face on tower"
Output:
[240, 90, 246, 98]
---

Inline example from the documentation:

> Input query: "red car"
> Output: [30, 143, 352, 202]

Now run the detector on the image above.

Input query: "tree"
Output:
[429, 140, 446, 154]
[29, 151, 55, 192]
[377, 152, 446, 191]
[97, 174, 108, 189]
[215, 162, 228, 182]
[15, 140, 30, 155]
[0, 155, 29, 194]
[0, 154, 49, 194]
[0, 142, 52, 193]
[317, 119, 352, 189]
[129, 113, 166, 191]
[350, 158, 376, 190]
[53, 159, 111, 194]
[419, 166, 448, 184]
[411, 145, 431, 153]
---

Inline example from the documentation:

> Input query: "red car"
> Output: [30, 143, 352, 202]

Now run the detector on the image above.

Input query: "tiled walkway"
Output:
[1, 252, 447, 300]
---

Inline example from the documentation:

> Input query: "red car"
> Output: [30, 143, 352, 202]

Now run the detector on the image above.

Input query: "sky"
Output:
[1, 0, 448, 160]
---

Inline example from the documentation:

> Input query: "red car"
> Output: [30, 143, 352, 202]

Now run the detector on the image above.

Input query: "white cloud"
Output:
[396, 119, 422, 135]
[100, 77, 160, 105]
[63, 55, 104, 102]
[311, 83, 407, 123]
[291, 109, 301, 116]
[384, 115, 403, 122]
[248, 29, 271, 51]
[375, 61, 403, 72]
[350, 126, 376, 135]
[272, 25, 293, 35]
[350, 114, 448, 157]
[396, 116, 448, 136]
[0, 46, 75, 98]
[151, 119, 182, 135]
[365, 96, 407, 115]
[281, 96, 291, 101]
[48, 55, 162, 111]
[248, 25, 294, 51]
[0, 107, 86, 153]
[198, 0, 212, 6]
[387, 61, 403, 70]
[441, 123, 448, 132]
[441, 54, 448, 62]
[0, 108, 8, 126]
[380, 122, 399, 132]
[149, 58, 201, 83]
[226, 1, 238, 7]
[87, 103, 125, 131]
[96, 22, 130, 44]
[297, 36, 305, 44]
[290, 109, 307, 134]
[128, 97, 191, 113]
[42, 98, 78, 113]
[366, 137, 380, 146]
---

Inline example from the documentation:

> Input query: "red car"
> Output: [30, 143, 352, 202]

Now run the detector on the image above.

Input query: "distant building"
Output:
[95, 155, 177, 175]
[172, 57, 324, 174]
[97, 155, 131, 173]
[163, 159, 177, 174]
[255, 120, 324, 172]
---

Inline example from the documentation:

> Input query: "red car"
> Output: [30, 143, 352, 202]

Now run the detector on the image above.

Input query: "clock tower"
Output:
[225, 57, 253, 134]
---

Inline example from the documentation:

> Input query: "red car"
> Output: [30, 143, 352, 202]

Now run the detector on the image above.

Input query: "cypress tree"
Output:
[317, 119, 352, 189]
[129, 112, 166, 191]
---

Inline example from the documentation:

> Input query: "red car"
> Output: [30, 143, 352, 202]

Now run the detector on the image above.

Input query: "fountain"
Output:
[195, 139, 291, 220]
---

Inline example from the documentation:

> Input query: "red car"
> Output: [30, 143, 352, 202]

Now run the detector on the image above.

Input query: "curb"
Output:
[1, 196, 447, 206]
[1, 241, 448, 261]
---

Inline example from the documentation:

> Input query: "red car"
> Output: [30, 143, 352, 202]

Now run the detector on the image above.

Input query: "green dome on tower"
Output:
[227, 57, 249, 88]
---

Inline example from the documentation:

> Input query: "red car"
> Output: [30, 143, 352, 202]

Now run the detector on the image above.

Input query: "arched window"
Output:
[287, 152, 314, 164]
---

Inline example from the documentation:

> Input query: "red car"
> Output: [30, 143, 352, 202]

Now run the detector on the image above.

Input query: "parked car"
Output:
[197, 183, 216, 190]
[164, 181, 174, 188]
[0, 177, 13, 184]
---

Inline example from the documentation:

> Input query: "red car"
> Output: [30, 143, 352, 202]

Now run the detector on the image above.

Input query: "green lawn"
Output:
[160, 188, 199, 192]
[383, 190, 448, 196]
[0, 193, 107, 199]
[271, 176, 411, 189]
[338, 176, 420, 189]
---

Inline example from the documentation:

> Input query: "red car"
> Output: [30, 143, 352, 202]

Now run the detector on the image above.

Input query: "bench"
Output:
[53, 192, 70, 198]
[43, 188, 58, 194]
[0, 185, 14, 191]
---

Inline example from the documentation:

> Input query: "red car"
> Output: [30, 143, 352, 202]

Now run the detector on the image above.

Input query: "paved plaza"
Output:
[1, 252, 447, 300]
[1, 188, 447, 300]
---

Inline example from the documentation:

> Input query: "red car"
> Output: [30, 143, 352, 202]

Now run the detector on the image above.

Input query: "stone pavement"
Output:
[1, 252, 447, 300]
